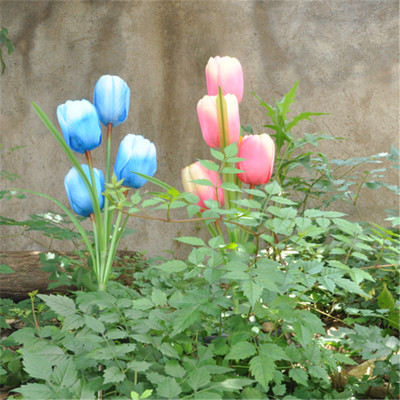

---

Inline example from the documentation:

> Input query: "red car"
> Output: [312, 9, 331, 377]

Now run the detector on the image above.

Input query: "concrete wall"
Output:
[1, 0, 398, 256]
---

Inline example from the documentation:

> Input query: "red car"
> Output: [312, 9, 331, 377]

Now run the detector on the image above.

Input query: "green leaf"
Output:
[165, 360, 186, 378]
[226, 341, 257, 360]
[287, 111, 329, 131]
[289, 367, 308, 386]
[171, 305, 201, 336]
[133, 171, 173, 190]
[267, 205, 297, 219]
[103, 366, 125, 385]
[0, 264, 14, 274]
[22, 342, 67, 364]
[38, 294, 76, 317]
[52, 358, 78, 387]
[241, 387, 264, 399]
[141, 389, 153, 399]
[62, 314, 85, 331]
[187, 204, 201, 217]
[217, 378, 254, 392]
[221, 182, 242, 192]
[242, 188, 266, 197]
[224, 142, 238, 158]
[249, 353, 275, 391]
[351, 251, 370, 262]
[151, 288, 168, 306]
[22, 351, 52, 380]
[333, 218, 362, 235]
[308, 365, 330, 384]
[264, 181, 282, 195]
[71, 379, 96, 400]
[222, 166, 243, 174]
[84, 315, 105, 334]
[234, 199, 262, 209]
[154, 260, 187, 273]
[15, 383, 55, 399]
[191, 178, 215, 187]
[241, 280, 263, 306]
[175, 236, 206, 246]
[271, 196, 297, 205]
[198, 159, 220, 172]
[113, 343, 137, 357]
[126, 360, 152, 372]
[132, 298, 154, 310]
[259, 343, 291, 361]
[378, 284, 396, 311]
[159, 342, 180, 359]
[187, 367, 211, 391]
[157, 377, 182, 399]
[210, 148, 225, 161]
[105, 328, 128, 340]
[292, 320, 323, 348]
[335, 277, 370, 298]
[333, 352, 358, 365]
[279, 81, 298, 117]
[348, 267, 374, 285]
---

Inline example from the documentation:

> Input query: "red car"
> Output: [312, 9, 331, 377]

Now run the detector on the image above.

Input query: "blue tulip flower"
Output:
[94, 75, 130, 127]
[65, 165, 105, 217]
[57, 100, 102, 154]
[114, 134, 157, 188]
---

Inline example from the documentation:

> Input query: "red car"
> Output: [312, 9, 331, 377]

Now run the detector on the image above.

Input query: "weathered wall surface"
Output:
[1, 0, 398, 256]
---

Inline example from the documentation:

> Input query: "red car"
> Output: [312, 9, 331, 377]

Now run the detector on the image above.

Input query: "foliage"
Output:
[0, 27, 15, 74]
[1, 82, 399, 399]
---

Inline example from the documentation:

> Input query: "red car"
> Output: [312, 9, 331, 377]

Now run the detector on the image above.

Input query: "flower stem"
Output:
[85, 151, 106, 288]
[104, 124, 114, 246]
[216, 87, 236, 243]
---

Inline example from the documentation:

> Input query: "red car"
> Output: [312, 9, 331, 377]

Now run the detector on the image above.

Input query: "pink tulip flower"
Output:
[206, 56, 244, 103]
[237, 134, 275, 186]
[182, 161, 224, 210]
[197, 94, 240, 148]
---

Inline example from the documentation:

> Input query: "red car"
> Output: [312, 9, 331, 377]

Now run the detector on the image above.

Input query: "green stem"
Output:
[86, 151, 107, 289]
[104, 124, 114, 247]
[90, 213, 101, 282]
[102, 210, 124, 288]
[216, 87, 237, 243]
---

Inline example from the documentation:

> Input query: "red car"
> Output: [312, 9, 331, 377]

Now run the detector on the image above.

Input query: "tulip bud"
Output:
[197, 94, 240, 148]
[57, 99, 102, 154]
[182, 161, 224, 210]
[93, 75, 130, 127]
[64, 165, 105, 217]
[237, 134, 275, 185]
[206, 56, 244, 103]
[114, 134, 157, 189]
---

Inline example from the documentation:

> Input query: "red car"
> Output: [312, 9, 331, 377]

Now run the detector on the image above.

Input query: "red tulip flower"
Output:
[237, 134, 275, 186]
[182, 161, 224, 210]
[197, 94, 240, 148]
[205, 56, 244, 103]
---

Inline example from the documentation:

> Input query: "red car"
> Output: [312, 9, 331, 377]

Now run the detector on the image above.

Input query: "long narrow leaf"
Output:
[32, 102, 103, 224]
[133, 172, 173, 191]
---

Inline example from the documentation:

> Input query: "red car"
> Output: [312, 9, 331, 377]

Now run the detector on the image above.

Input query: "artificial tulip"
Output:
[197, 94, 240, 148]
[57, 99, 102, 154]
[114, 134, 157, 189]
[182, 161, 224, 209]
[237, 134, 275, 185]
[64, 164, 105, 217]
[93, 75, 130, 127]
[206, 56, 244, 103]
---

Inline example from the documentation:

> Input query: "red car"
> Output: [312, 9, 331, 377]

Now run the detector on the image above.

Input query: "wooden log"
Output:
[0, 250, 142, 301]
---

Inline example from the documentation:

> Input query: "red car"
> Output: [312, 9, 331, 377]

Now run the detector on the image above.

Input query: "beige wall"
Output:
[1, 0, 398, 256]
